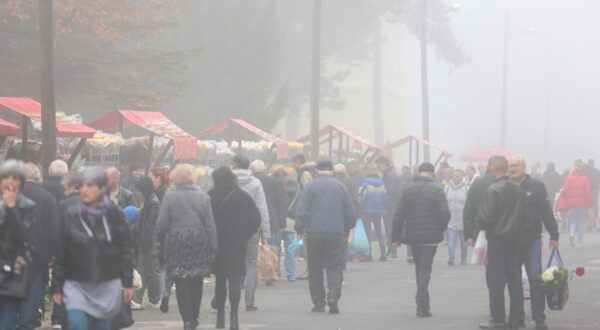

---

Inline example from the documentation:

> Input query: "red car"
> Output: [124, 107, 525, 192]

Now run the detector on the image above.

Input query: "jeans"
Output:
[487, 238, 523, 324]
[67, 309, 111, 330]
[18, 265, 48, 330]
[175, 278, 203, 323]
[410, 244, 437, 313]
[214, 274, 243, 313]
[447, 229, 467, 262]
[0, 296, 21, 330]
[363, 215, 387, 259]
[134, 243, 161, 304]
[520, 240, 545, 322]
[269, 231, 296, 280]
[244, 232, 259, 305]
[306, 234, 346, 307]
[569, 207, 588, 243]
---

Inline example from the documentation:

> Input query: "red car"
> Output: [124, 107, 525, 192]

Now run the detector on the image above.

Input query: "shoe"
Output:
[245, 304, 258, 312]
[297, 270, 309, 280]
[160, 297, 169, 314]
[183, 321, 196, 330]
[460, 260, 467, 266]
[265, 281, 274, 286]
[51, 325, 62, 330]
[328, 302, 339, 314]
[407, 258, 415, 264]
[448, 259, 455, 266]
[216, 309, 225, 329]
[535, 321, 549, 330]
[379, 255, 387, 262]
[570, 236, 575, 247]
[360, 255, 373, 262]
[417, 311, 432, 318]
[191, 319, 199, 329]
[311, 306, 326, 313]
[130, 301, 142, 310]
[287, 276, 296, 282]
[478, 321, 506, 329]
[230, 310, 239, 330]
[143, 301, 160, 310]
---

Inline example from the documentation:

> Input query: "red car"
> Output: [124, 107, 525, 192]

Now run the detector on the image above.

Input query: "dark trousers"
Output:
[409, 244, 437, 313]
[363, 215, 387, 258]
[215, 274, 243, 313]
[18, 265, 48, 330]
[175, 278, 204, 323]
[383, 212, 396, 255]
[521, 240, 545, 322]
[306, 234, 346, 307]
[487, 238, 523, 323]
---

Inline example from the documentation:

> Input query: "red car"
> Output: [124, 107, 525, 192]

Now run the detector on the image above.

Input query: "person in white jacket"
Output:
[231, 154, 270, 312]
[445, 169, 469, 266]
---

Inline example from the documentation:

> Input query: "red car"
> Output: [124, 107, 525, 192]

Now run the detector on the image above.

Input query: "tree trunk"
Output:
[39, 0, 57, 177]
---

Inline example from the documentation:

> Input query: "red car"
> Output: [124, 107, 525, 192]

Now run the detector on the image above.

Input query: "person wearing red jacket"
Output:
[561, 159, 592, 247]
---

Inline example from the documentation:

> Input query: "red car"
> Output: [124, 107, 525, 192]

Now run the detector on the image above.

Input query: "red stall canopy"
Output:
[460, 147, 515, 162]
[0, 97, 96, 138]
[89, 109, 198, 160]
[197, 118, 289, 159]
[0, 118, 20, 136]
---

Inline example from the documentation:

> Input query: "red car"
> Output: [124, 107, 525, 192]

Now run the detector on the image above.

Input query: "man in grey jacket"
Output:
[231, 155, 270, 311]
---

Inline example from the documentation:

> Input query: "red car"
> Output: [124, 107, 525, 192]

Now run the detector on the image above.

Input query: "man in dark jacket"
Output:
[391, 162, 450, 318]
[106, 167, 136, 208]
[541, 162, 563, 209]
[508, 157, 558, 330]
[20, 163, 60, 330]
[40, 159, 69, 202]
[464, 161, 496, 244]
[477, 156, 527, 330]
[375, 156, 402, 259]
[295, 160, 356, 315]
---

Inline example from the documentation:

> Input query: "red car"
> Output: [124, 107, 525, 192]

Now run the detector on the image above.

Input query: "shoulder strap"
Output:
[216, 190, 237, 214]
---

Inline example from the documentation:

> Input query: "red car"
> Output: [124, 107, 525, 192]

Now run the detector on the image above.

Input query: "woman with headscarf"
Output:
[52, 166, 134, 330]
[154, 164, 217, 330]
[131, 177, 161, 310]
[209, 167, 260, 330]
[0, 160, 36, 330]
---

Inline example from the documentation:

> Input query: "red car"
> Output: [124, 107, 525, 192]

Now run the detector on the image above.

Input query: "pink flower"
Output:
[575, 267, 585, 276]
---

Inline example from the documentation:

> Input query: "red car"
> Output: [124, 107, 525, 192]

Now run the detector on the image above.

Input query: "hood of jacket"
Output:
[363, 176, 384, 187]
[448, 180, 468, 191]
[234, 169, 254, 185]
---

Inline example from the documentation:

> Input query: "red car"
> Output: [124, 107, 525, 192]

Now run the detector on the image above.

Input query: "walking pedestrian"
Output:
[295, 160, 356, 315]
[0, 160, 36, 330]
[561, 159, 592, 247]
[445, 169, 469, 266]
[105, 167, 136, 209]
[585, 159, 600, 227]
[131, 177, 162, 311]
[51, 166, 135, 330]
[358, 164, 387, 262]
[290, 154, 316, 280]
[149, 166, 170, 203]
[391, 162, 451, 318]
[231, 155, 270, 311]
[120, 163, 143, 192]
[41, 160, 69, 202]
[508, 157, 559, 330]
[272, 169, 298, 281]
[209, 167, 261, 330]
[154, 164, 217, 330]
[477, 156, 527, 330]
[374, 156, 402, 260]
[334, 164, 359, 213]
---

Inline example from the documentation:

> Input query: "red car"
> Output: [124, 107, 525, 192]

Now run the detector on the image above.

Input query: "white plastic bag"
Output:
[471, 231, 488, 266]
[133, 269, 143, 289]
[522, 265, 530, 300]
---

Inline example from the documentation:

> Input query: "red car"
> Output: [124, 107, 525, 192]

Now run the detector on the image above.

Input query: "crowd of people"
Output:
[0, 152, 597, 330]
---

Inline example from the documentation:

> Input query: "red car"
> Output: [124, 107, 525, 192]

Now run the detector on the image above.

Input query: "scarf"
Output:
[81, 195, 111, 218]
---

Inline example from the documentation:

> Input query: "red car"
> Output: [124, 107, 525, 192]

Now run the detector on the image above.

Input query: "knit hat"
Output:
[122, 206, 140, 223]
[418, 162, 435, 173]
[316, 160, 334, 172]
[134, 176, 154, 199]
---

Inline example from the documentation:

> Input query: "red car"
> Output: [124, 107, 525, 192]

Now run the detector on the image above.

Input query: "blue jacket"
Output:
[295, 175, 357, 236]
[359, 176, 387, 216]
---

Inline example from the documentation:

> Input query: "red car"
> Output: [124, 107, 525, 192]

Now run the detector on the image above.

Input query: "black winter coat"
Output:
[22, 181, 60, 266]
[255, 172, 287, 233]
[209, 184, 260, 276]
[392, 176, 451, 244]
[382, 167, 401, 212]
[138, 194, 160, 250]
[41, 176, 65, 203]
[52, 202, 134, 293]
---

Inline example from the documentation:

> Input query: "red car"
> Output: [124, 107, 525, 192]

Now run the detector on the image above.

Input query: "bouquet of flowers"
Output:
[537, 250, 585, 311]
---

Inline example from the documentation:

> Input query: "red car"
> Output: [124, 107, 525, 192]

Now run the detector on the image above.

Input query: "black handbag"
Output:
[111, 302, 134, 330]
[0, 256, 29, 299]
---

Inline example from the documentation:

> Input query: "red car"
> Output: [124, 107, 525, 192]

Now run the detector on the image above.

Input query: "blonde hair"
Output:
[170, 164, 197, 188]
[25, 163, 42, 183]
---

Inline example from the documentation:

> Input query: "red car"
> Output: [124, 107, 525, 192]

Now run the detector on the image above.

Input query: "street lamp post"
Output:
[39, 0, 57, 178]
[500, 11, 509, 148]
[310, 0, 321, 160]
[420, 0, 430, 162]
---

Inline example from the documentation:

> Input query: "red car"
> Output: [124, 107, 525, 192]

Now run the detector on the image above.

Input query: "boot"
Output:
[216, 309, 225, 329]
[230, 310, 239, 330]
[183, 321, 195, 330]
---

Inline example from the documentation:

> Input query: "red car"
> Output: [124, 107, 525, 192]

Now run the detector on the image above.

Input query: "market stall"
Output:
[385, 135, 452, 167]
[197, 118, 291, 160]
[88, 109, 197, 172]
[460, 147, 515, 163]
[0, 97, 96, 165]
[297, 124, 386, 163]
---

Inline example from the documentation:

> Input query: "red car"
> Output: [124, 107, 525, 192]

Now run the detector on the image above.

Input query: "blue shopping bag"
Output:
[348, 219, 370, 256]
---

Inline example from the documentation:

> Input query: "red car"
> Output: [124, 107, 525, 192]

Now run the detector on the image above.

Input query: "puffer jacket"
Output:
[561, 171, 592, 208]
[359, 176, 387, 216]
[477, 176, 528, 242]
[234, 169, 270, 239]
[52, 201, 134, 293]
[392, 176, 451, 244]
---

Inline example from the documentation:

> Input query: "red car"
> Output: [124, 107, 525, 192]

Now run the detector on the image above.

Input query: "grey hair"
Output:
[25, 163, 42, 183]
[81, 166, 108, 188]
[48, 160, 69, 177]
[0, 159, 27, 185]
[333, 164, 347, 175]
[250, 159, 266, 173]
